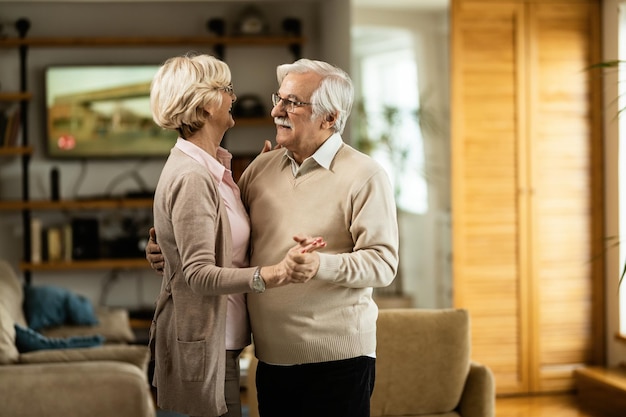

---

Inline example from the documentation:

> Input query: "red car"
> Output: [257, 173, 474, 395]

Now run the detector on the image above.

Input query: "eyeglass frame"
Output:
[271, 92, 313, 113]
[217, 83, 235, 96]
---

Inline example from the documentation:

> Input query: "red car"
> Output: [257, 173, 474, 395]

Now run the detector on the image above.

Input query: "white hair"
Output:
[276, 59, 353, 134]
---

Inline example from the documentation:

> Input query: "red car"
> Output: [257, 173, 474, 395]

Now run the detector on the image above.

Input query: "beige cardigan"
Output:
[149, 147, 256, 417]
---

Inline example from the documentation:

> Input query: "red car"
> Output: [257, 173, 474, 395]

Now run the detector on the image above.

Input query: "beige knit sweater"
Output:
[239, 140, 399, 365]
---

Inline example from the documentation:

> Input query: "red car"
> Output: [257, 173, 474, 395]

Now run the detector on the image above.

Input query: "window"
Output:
[619, 3, 626, 334]
[353, 27, 428, 214]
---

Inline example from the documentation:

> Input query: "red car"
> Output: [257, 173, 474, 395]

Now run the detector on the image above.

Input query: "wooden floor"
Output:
[240, 391, 603, 417]
[243, 391, 601, 417]
[496, 393, 603, 417]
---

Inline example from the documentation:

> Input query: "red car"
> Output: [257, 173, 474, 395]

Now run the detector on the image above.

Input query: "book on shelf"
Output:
[30, 219, 75, 263]
[30, 218, 42, 264]
[0, 112, 7, 146]
[46, 227, 63, 262]
[63, 224, 73, 262]
[1, 104, 21, 148]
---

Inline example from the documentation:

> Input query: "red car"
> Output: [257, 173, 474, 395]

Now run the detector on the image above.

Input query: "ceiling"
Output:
[352, 0, 448, 10]
[0, 0, 448, 8]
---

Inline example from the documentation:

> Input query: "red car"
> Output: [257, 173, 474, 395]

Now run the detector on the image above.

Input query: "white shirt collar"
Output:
[285, 132, 343, 175]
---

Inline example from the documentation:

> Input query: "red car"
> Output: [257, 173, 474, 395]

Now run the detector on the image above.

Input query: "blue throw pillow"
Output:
[23, 285, 67, 331]
[65, 292, 99, 326]
[14, 324, 105, 353]
[23, 285, 99, 331]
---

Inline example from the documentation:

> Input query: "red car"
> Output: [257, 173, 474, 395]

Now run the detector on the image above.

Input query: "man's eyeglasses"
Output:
[271, 93, 313, 113]
[218, 84, 235, 96]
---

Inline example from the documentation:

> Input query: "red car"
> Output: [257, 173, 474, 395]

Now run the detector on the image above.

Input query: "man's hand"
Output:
[145, 227, 164, 275]
[262, 235, 326, 288]
[292, 234, 326, 254]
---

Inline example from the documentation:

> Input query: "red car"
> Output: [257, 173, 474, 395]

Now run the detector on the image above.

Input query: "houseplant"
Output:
[353, 97, 442, 297]
[592, 59, 626, 287]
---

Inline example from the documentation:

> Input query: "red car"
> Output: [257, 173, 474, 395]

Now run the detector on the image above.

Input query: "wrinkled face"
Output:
[270, 72, 328, 157]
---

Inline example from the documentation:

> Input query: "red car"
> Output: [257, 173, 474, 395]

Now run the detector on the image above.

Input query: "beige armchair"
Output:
[371, 308, 494, 417]
[246, 308, 494, 417]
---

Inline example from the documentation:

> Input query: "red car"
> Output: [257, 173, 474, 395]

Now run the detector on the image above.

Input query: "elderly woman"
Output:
[148, 54, 323, 417]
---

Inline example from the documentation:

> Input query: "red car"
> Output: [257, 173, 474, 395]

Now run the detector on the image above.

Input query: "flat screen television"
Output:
[45, 65, 177, 159]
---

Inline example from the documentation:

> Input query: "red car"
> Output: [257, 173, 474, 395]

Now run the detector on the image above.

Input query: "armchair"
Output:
[246, 308, 494, 417]
[371, 308, 494, 417]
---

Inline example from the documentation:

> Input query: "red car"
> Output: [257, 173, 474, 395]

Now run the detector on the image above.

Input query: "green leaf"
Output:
[587, 60, 626, 70]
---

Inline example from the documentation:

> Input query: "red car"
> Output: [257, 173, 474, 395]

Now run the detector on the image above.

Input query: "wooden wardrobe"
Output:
[451, 0, 604, 394]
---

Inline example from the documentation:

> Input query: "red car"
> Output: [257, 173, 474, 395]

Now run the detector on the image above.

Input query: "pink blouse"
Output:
[176, 139, 251, 350]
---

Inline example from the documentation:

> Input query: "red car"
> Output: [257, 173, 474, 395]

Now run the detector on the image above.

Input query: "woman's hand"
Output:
[259, 139, 282, 155]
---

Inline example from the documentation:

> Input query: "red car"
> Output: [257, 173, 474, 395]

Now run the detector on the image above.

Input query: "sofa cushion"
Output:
[0, 261, 26, 327]
[0, 304, 19, 364]
[41, 307, 135, 344]
[23, 284, 99, 331]
[14, 324, 105, 353]
[18, 344, 151, 373]
[0, 360, 155, 417]
[371, 308, 471, 416]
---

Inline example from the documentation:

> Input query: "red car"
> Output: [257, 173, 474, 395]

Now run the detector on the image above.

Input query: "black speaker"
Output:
[207, 18, 225, 36]
[71, 218, 100, 260]
[282, 18, 301, 36]
[50, 167, 60, 201]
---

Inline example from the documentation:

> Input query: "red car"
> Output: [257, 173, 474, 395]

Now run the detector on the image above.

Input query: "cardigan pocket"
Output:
[177, 339, 206, 381]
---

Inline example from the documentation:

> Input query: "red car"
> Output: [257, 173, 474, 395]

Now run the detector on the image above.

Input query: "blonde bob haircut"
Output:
[151, 53, 232, 139]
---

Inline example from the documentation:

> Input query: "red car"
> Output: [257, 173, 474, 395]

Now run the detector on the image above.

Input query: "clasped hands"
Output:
[145, 227, 326, 288]
[268, 234, 326, 287]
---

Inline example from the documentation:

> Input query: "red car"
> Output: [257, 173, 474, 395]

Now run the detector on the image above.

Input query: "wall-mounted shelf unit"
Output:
[0, 17, 304, 281]
[21, 258, 149, 272]
[0, 146, 33, 156]
[0, 92, 32, 101]
[234, 117, 275, 127]
[0, 35, 306, 48]
[0, 198, 154, 211]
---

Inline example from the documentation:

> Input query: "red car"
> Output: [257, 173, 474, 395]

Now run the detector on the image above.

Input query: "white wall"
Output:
[0, 0, 350, 309]
[353, 7, 451, 308]
[602, 0, 626, 367]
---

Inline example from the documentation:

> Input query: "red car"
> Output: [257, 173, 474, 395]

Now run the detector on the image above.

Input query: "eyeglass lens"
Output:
[272, 93, 293, 111]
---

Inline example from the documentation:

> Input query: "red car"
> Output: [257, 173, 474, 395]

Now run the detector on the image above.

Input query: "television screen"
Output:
[45, 65, 177, 159]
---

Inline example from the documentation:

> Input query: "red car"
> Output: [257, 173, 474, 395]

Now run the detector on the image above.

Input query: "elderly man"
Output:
[147, 58, 398, 417]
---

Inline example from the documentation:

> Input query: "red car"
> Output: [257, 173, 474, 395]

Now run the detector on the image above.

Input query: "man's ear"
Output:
[322, 113, 337, 129]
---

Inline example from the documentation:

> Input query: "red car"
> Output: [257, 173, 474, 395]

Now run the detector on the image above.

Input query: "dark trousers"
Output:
[256, 356, 376, 417]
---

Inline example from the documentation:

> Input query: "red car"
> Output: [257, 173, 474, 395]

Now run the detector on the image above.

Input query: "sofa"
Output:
[246, 308, 495, 417]
[0, 260, 156, 417]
